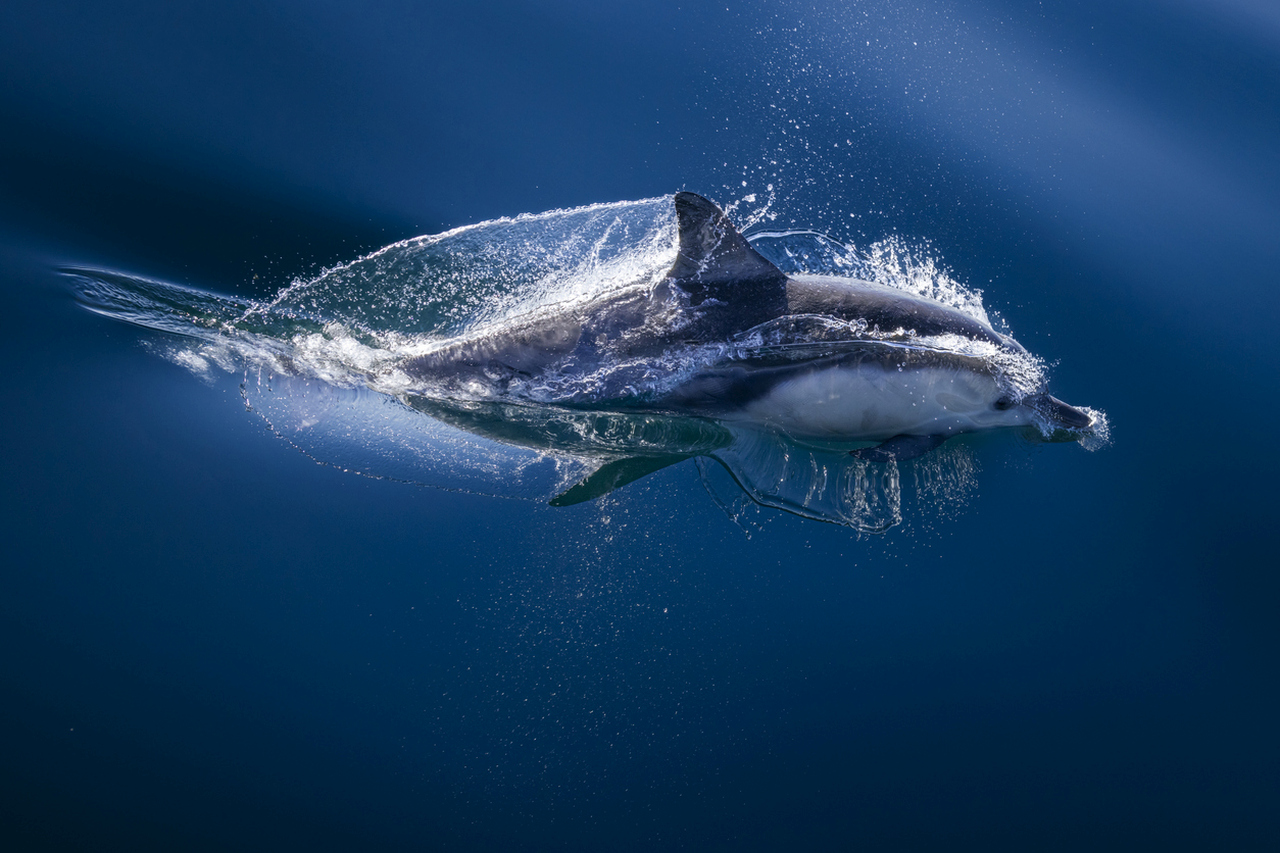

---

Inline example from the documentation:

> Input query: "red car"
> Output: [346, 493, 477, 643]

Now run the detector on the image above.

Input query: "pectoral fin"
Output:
[549, 454, 690, 506]
[849, 434, 948, 462]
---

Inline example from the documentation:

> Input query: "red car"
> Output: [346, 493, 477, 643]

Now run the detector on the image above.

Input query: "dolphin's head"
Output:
[946, 372, 1094, 435]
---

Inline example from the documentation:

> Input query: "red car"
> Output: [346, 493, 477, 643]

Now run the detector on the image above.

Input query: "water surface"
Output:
[1, 1, 1277, 850]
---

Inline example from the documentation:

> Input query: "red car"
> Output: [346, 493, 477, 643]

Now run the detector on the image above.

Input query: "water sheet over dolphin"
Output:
[401, 192, 1094, 462]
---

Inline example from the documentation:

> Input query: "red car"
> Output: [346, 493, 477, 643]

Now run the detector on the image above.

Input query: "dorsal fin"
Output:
[665, 192, 786, 299]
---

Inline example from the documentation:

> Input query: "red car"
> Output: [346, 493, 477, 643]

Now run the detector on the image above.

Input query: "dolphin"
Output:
[401, 192, 1093, 462]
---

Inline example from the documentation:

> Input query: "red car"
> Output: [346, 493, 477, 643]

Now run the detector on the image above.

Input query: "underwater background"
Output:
[2, 1, 1277, 849]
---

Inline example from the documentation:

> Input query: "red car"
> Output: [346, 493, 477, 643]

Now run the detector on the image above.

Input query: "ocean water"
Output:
[2, 1, 1278, 850]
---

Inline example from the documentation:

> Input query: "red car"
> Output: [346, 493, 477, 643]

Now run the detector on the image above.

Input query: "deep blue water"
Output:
[2, 1, 1279, 850]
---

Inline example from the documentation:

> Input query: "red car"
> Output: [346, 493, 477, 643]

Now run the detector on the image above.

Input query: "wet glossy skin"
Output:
[400, 192, 1090, 438]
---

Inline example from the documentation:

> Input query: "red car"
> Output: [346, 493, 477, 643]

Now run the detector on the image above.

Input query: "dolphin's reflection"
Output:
[402, 396, 975, 533]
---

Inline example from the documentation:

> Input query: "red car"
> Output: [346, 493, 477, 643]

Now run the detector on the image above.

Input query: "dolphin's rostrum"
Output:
[401, 192, 1093, 462]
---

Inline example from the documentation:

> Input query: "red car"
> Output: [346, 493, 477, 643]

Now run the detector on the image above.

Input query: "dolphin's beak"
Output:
[1026, 394, 1093, 429]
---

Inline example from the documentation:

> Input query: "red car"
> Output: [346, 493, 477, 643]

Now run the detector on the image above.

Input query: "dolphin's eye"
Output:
[993, 396, 1015, 411]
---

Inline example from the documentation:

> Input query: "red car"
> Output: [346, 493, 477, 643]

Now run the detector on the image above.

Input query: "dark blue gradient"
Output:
[2, 1, 1278, 850]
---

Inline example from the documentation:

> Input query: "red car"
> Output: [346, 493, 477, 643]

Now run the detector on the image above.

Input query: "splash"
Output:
[66, 195, 1104, 532]
[245, 197, 676, 340]
[751, 230, 993, 326]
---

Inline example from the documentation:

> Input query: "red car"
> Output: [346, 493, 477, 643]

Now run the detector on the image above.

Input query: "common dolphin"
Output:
[402, 192, 1093, 461]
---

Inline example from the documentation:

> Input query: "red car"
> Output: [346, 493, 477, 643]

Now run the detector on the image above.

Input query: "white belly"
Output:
[734, 363, 1033, 440]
